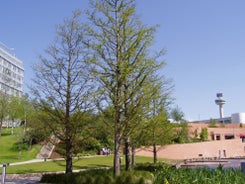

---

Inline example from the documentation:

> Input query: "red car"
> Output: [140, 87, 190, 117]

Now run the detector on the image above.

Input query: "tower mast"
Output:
[215, 93, 226, 119]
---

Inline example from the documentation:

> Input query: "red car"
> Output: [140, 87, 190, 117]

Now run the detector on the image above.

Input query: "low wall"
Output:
[136, 139, 245, 160]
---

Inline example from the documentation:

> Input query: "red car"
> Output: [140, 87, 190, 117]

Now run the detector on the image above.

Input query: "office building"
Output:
[0, 42, 24, 97]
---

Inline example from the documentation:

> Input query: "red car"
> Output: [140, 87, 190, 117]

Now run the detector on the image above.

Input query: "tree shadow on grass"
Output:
[0, 155, 20, 163]
[1, 132, 12, 136]
[73, 164, 111, 170]
[52, 160, 111, 170]
[8, 169, 40, 174]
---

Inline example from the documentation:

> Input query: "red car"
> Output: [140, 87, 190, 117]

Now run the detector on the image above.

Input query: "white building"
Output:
[231, 113, 245, 124]
[0, 42, 24, 97]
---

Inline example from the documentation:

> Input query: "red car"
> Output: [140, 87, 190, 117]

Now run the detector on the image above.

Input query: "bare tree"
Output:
[31, 10, 94, 173]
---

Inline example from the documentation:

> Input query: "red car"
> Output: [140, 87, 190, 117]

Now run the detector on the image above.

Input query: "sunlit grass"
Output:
[0, 127, 170, 174]
[0, 127, 41, 163]
[6, 156, 167, 174]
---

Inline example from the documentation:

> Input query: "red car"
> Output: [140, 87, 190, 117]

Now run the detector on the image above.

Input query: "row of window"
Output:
[0, 77, 22, 89]
[0, 53, 23, 71]
[0, 67, 23, 82]
[0, 46, 24, 97]
[0, 83, 22, 97]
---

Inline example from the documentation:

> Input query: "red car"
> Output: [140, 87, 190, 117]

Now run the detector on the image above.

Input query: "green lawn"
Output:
[6, 156, 167, 174]
[0, 127, 41, 163]
[0, 127, 169, 174]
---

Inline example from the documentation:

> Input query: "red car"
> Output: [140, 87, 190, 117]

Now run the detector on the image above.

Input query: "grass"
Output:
[0, 127, 41, 164]
[2, 128, 245, 183]
[40, 168, 154, 184]
[0, 127, 170, 174]
[6, 156, 167, 174]
[154, 166, 245, 184]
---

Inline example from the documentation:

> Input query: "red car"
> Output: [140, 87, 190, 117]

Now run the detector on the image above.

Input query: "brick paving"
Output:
[136, 139, 245, 160]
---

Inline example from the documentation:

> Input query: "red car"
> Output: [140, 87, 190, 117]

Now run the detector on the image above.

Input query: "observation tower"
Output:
[215, 93, 226, 119]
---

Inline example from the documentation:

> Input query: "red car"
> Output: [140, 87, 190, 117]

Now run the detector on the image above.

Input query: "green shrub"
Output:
[115, 172, 135, 184]
[94, 175, 105, 184]
[134, 162, 168, 172]
[115, 171, 151, 184]
[40, 173, 79, 183]
[40, 162, 245, 184]
[40, 169, 152, 184]
[154, 167, 245, 184]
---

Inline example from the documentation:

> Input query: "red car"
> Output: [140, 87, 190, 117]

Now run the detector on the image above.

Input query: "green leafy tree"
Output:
[8, 96, 23, 135]
[86, 0, 166, 175]
[0, 92, 9, 137]
[170, 106, 184, 123]
[173, 122, 190, 143]
[20, 97, 50, 149]
[146, 110, 173, 163]
[209, 119, 217, 128]
[200, 127, 208, 141]
[131, 76, 173, 164]
[31, 11, 95, 173]
[93, 108, 114, 151]
[0, 66, 13, 136]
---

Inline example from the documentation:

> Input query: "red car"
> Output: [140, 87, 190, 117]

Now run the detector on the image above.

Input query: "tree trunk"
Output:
[125, 137, 130, 171]
[153, 143, 157, 164]
[11, 118, 14, 135]
[18, 141, 21, 160]
[65, 140, 73, 173]
[114, 130, 121, 176]
[0, 119, 3, 137]
[11, 125, 14, 135]
[29, 138, 33, 151]
[131, 144, 136, 166]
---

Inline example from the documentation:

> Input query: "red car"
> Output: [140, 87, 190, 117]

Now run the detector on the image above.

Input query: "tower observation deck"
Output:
[215, 93, 226, 119]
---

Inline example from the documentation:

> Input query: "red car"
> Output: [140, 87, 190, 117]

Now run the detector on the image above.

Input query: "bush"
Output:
[114, 170, 152, 184]
[40, 173, 79, 184]
[154, 167, 245, 184]
[40, 169, 152, 184]
[134, 162, 168, 173]
[41, 163, 245, 184]
[40, 162, 245, 184]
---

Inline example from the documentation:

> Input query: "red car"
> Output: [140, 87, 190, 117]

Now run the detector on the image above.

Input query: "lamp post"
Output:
[1, 163, 9, 184]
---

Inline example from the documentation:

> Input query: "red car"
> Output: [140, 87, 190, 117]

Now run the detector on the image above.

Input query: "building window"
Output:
[216, 134, 221, 140]
[225, 134, 235, 140]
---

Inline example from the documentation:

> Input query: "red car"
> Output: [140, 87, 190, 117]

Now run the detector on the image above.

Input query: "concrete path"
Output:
[8, 158, 64, 166]
[2, 156, 101, 184]
[2, 140, 57, 183]
[5, 176, 41, 184]
[2, 159, 57, 184]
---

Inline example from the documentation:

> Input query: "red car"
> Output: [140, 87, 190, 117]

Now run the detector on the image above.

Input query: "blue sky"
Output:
[1, 0, 245, 121]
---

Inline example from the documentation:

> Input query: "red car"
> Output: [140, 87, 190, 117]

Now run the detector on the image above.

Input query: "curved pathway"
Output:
[3, 140, 56, 183]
